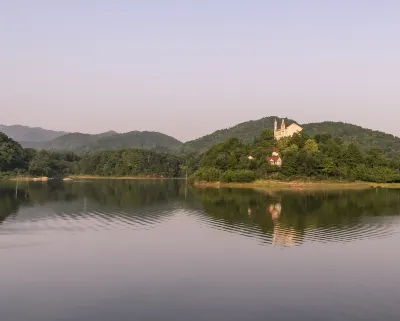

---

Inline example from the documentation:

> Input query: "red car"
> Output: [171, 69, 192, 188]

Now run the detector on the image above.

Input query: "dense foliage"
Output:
[177, 117, 295, 154]
[302, 122, 400, 157]
[2, 125, 400, 184]
[77, 149, 182, 177]
[8, 118, 400, 158]
[0, 133, 26, 173]
[178, 117, 400, 156]
[191, 129, 400, 183]
[0, 132, 183, 178]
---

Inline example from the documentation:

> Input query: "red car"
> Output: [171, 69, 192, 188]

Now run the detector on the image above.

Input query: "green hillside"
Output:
[179, 117, 400, 156]
[7, 117, 400, 156]
[177, 116, 296, 154]
[0, 124, 67, 142]
[21, 131, 182, 153]
[302, 122, 400, 156]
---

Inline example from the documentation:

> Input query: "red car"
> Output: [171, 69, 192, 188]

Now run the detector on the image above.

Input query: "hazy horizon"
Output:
[1, 1, 399, 141]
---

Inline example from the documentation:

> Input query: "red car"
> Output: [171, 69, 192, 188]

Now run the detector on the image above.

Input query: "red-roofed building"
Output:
[267, 147, 282, 166]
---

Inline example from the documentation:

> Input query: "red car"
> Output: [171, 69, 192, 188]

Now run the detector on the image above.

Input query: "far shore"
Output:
[67, 175, 178, 180]
[7, 176, 400, 190]
[193, 179, 400, 190]
[8, 175, 179, 181]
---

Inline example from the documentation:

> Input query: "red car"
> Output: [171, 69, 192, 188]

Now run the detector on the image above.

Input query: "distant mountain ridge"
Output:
[21, 130, 182, 153]
[2, 118, 400, 156]
[0, 124, 67, 142]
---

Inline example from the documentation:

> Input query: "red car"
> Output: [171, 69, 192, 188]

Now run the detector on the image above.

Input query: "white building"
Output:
[274, 119, 303, 140]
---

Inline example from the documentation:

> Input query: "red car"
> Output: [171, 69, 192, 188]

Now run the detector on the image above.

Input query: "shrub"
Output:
[190, 167, 222, 182]
[220, 170, 256, 183]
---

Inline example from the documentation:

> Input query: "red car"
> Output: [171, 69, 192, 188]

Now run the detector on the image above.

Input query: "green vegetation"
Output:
[178, 117, 400, 156]
[0, 132, 183, 179]
[77, 149, 182, 177]
[190, 129, 400, 183]
[22, 130, 182, 153]
[190, 167, 222, 182]
[8, 118, 400, 157]
[178, 116, 296, 153]
[302, 121, 400, 156]
[0, 133, 26, 175]
[2, 116, 400, 184]
[220, 170, 256, 183]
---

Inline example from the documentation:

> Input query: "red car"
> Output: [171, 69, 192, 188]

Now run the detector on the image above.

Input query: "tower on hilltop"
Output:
[273, 118, 303, 140]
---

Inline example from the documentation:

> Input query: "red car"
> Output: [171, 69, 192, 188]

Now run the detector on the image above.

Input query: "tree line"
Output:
[0, 132, 183, 179]
[2, 129, 400, 183]
[189, 129, 400, 183]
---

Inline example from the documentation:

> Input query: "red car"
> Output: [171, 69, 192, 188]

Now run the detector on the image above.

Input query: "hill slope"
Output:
[178, 117, 297, 153]
[21, 131, 182, 153]
[179, 117, 400, 156]
[0, 124, 67, 142]
[302, 122, 400, 156]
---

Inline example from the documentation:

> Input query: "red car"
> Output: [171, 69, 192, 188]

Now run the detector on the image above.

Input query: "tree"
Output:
[322, 157, 335, 177]
[304, 139, 319, 154]
[0, 132, 25, 172]
[343, 143, 364, 168]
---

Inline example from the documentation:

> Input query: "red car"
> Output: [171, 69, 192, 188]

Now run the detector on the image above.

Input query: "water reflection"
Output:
[2, 181, 400, 321]
[0, 180, 194, 235]
[1, 181, 400, 247]
[192, 187, 400, 246]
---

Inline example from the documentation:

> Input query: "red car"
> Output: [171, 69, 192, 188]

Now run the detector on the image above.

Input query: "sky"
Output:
[1, 1, 399, 142]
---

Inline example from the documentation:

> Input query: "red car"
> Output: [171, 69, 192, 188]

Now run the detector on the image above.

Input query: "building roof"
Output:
[286, 123, 302, 129]
[267, 156, 281, 162]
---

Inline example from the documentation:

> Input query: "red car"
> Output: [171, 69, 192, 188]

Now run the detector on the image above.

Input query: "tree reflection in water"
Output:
[1, 181, 400, 247]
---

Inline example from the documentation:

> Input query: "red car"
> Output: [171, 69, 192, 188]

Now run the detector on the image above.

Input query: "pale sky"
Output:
[1, 1, 399, 142]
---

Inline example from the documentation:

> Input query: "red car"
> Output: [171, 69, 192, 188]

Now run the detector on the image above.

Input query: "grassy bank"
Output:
[193, 179, 400, 190]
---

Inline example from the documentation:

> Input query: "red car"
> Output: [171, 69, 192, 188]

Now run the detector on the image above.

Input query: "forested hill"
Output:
[0, 124, 67, 142]
[21, 131, 182, 153]
[177, 117, 297, 154]
[178, 117, 400, 156]
[302, 122, 400, 156]
[5, 117, 400, 156]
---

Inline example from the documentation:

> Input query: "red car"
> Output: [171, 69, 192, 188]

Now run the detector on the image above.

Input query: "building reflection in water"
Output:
[268, 202, 297, 247]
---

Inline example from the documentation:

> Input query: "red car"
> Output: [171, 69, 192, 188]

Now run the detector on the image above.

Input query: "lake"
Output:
[1, 180, 400, 321]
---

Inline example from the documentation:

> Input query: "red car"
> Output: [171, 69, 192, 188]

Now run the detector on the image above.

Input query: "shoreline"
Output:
[8, 175, 180, 181]
[7, 176, 400, 189]
[193, 179, 400, 190]
[67, 175, 178, 180]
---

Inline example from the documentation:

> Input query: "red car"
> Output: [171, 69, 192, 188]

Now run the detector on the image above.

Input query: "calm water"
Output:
[1, 180, 400, 321]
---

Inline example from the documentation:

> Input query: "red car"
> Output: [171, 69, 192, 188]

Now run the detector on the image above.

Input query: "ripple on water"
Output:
[1, 203, 399, 248]
[186, 208, 400, 247]
[0, 203, 181, 235]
